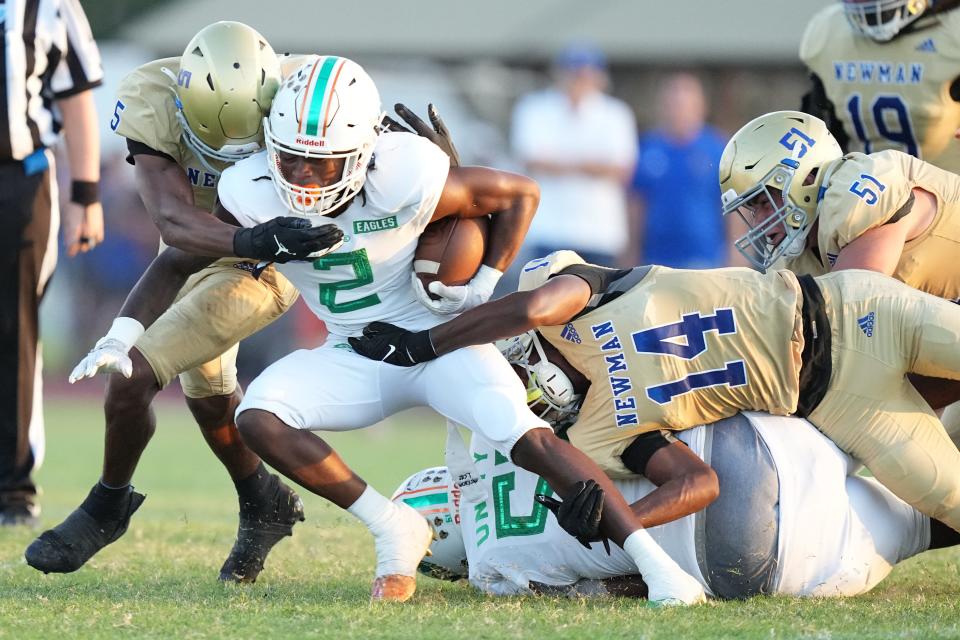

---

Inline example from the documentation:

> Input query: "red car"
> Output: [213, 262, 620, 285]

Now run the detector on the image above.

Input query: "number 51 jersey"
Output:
[538, 262, 805, 478]
[218, 131, 450, 337]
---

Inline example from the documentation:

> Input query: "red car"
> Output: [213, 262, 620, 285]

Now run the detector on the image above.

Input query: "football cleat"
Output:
[24, 487, 145, 573]
[219, 475, 305, 583]
[369, 502, 433, 602]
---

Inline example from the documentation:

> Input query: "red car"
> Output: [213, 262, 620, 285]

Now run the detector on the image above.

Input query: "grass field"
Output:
[1, 396, 959, 639]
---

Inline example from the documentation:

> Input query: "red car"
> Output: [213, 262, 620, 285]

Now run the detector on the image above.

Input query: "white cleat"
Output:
[370, 502, 433, 602]
[646, 568, 707, 607]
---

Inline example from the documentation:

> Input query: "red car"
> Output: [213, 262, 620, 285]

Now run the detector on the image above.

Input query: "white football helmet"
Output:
[842, 0, 930, 42]
[496, 331, 582, 433]
[264, 55, 385, 216]
[392, 467, 467, 581]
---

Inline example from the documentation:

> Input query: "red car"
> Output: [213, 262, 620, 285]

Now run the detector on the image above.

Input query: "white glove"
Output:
[411, 265, 503, 315]
[69, 317, 145, 383]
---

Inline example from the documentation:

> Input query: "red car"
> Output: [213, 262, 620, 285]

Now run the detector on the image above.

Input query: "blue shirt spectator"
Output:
[630, 73, 734, 269]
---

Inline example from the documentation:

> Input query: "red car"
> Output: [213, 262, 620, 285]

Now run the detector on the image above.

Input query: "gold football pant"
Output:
[811, 270, 960, 531]
[135, 259, 299, 398]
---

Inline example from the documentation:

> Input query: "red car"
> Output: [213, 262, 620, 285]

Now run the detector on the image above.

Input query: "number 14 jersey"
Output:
[219, 132, 450, 337]
[540, 263, 804, 477]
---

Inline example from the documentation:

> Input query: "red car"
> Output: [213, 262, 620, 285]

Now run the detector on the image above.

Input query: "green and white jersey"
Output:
[461, 413, 928, 598]
[218, 132, 450, 337]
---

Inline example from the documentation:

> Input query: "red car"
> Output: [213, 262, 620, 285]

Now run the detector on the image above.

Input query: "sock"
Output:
[233, 463, 276, 513]
[81, 481, 132, 521]
[622, 528, 683, 577]
[347, 485, 397, 537]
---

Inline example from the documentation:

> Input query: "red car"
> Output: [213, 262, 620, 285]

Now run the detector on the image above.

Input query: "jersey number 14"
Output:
[631, 308, 747, 405]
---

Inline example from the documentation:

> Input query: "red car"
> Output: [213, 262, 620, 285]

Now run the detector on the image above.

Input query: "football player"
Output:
[719, 110, 960, 429]
[63, 55, 709, 606]
[348, 251, 960, 536]
[24, 22, 345, 582]
[398, 411, 951, 599]
[800, 0, 960, 170]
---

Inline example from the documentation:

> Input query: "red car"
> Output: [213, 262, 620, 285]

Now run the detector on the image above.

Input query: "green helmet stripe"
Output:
[304, 56, 340, 137]
[402, 493, 447, 509]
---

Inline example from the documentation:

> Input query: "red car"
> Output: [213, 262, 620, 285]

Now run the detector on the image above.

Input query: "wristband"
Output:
[473, 265, 504, 289]
[98, 317, 145, 350]
[70, 180, 100, 205]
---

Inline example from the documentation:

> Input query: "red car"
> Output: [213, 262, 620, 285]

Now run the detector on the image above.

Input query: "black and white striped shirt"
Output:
[0, 0, 102, 161]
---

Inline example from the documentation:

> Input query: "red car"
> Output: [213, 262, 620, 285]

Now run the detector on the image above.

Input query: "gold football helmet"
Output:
[172, 21, 281, 171]
[719, 111, 843, 271]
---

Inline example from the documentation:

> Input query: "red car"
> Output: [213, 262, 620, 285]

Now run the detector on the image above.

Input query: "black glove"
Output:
[233, 216, 344, 263]
[383, 103, 461, 167]
[348, 321, 438, 367]
[536, 480, 611, 554]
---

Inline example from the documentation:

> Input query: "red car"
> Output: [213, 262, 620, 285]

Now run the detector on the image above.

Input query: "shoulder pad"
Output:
[217, 151, 283, 227]
[799, 5, 844, 64]
[363, 132, 450, 214]
[517, 250, 586, 292]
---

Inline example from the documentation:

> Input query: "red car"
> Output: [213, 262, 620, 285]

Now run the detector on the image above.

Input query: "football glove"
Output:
[536, 480, 611, 554]
[233, 217, 344, 263]
[411, 265, 502, 315]
[383, 103, 461, 167]
[70, 338, 134, 382]
[348, 321, 438, 367]
[69, 317, 145, 383]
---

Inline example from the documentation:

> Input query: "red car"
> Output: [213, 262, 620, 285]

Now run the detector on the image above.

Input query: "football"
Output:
[414, 216, 489, 299]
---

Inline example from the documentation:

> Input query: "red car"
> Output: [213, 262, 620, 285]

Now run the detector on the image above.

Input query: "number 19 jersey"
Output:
[541, 263, 804, 477]
[218, 132, 450, 337]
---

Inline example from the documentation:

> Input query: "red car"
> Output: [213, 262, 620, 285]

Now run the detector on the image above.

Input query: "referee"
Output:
[0, 0, 103, 526]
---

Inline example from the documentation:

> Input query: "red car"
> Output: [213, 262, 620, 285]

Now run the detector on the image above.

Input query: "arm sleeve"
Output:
[50, 0, 103, 98]
[556, 263, 632, 295]
[125, 138, 177, 166]
[620, 430, 680, 476]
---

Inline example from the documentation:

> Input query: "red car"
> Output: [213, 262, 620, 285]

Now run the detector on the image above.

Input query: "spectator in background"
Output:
[630, 73, 734, 268]
[507, 44, 636, 282]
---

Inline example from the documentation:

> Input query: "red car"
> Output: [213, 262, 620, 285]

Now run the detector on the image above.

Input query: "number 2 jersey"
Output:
[533, 255, 804, 478]
[800, 4, 960, 171]
[782, 150, 960, 300]
[218, 131, 450, 337]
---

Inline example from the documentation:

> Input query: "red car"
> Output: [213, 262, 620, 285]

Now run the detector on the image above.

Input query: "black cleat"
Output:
[0, 503, 39, 528]
[218, 476, 305, 583]
[24, 488, 145, 574]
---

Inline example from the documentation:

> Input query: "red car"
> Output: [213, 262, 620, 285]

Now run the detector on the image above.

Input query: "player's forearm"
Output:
[58, 91, 100, 182]
[117, 247, 216, 329]
[482, 180, 539, 272]
[151, 203, 241, 256]
[430, 292, 539, 355]
[629, 469, 720, 528]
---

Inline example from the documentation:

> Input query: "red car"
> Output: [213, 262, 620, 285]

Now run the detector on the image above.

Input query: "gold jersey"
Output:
[113, 54, 310, 211]
[785, 150, 960, 300]
[541, 262, 804, 477]
[800, 4, 960, 172]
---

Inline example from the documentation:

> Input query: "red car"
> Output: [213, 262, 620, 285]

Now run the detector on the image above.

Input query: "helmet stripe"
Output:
[304, 56, 341, 137]
[401, 493, 448, 510]
[296, 58, 323, 135]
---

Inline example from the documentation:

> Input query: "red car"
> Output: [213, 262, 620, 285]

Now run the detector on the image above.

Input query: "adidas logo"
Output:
[916, 38, 937, 53]
[858, 311, 875, 337]
[560, 323, 582, 344]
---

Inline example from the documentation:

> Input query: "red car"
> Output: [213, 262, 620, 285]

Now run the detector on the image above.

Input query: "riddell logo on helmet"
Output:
[295, 136, 325, 147]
